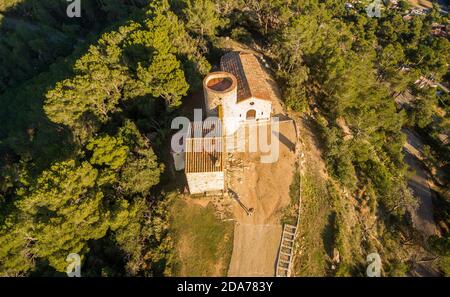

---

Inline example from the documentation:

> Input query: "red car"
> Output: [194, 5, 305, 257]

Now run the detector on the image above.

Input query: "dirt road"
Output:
[227, 120, 297, 276]
[228, 224, 283, 276]
[217, 38, 299, 276]
[403, 128, 437, 238]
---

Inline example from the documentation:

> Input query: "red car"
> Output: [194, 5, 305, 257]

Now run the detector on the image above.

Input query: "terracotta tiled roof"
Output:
[185, 122, 224, 173]
[185, 139, 223, 173]
[220, 51, 272, 103]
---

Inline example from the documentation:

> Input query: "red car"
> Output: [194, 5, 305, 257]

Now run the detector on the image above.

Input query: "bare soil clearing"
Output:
[220, 39, 296, 275]
[227, 120, 297, 276]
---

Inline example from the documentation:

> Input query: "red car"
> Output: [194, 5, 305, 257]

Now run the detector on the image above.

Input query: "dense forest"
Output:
[0, 0, 449, 276]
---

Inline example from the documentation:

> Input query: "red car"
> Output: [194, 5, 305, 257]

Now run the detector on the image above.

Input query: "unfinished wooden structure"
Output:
[276, 224, 297, 277]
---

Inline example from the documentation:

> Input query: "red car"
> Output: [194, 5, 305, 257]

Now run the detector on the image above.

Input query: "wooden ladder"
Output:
[276, 224, 297, 277]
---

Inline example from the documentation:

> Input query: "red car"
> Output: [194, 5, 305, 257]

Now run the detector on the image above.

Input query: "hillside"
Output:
[0, 0, 448, 277]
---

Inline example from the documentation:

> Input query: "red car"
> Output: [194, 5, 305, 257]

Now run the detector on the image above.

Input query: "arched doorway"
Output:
[246, 109, 256, 120]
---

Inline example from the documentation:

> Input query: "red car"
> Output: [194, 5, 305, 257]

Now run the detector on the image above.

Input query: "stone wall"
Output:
[186, 171, 225, 194]
[203, 72, 237, 117]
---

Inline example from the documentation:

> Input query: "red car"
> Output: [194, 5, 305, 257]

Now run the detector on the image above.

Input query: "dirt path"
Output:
[219, 38, 298, 276]
[227, 120, 297, 276]
[403, 128, 437, 238]
[228, 224, 283, 276]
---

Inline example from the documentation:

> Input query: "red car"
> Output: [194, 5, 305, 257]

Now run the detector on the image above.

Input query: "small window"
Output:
[240, 114, 242, 117]
[250, 102, 255, 106]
